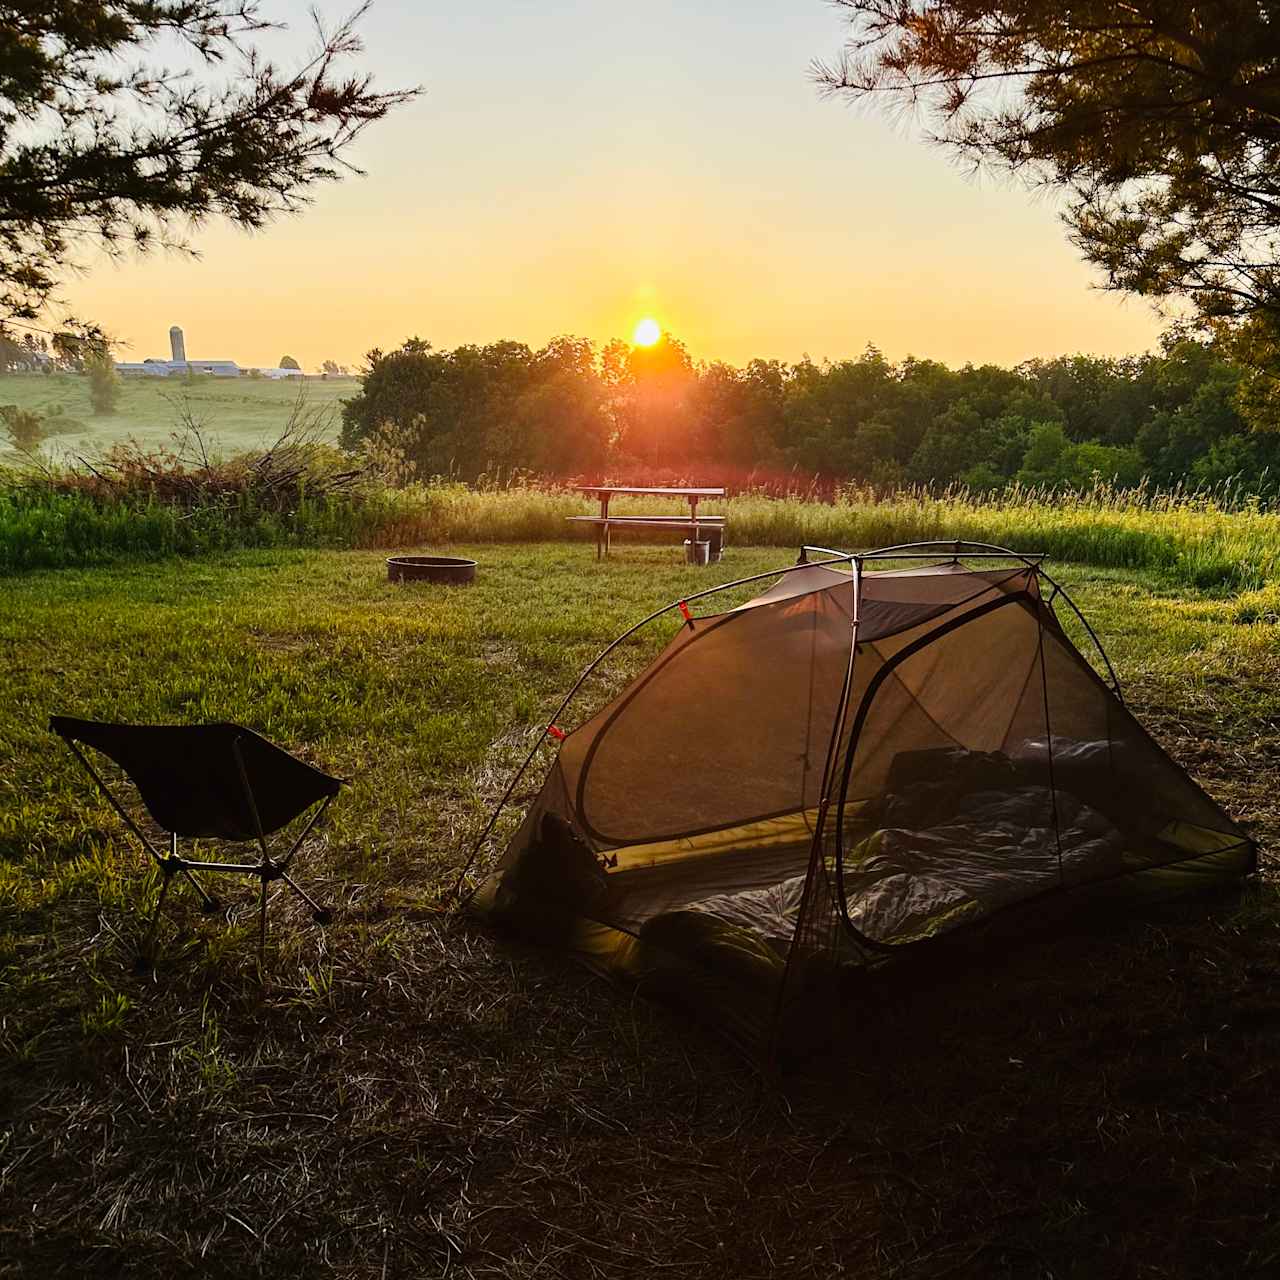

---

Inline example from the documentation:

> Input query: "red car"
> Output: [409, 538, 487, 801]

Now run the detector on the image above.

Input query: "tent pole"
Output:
[766, 557, 866, 1066]
[450, 553, 858, 900]
[1036, 567, 1125, 702]
[830, 591, 1031, 954]
[1035, 589, 1067, 886]
[850, 540, 1045, 568]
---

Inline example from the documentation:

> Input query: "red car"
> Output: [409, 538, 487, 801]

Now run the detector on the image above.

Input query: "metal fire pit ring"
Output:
[386, 555, 477, 585]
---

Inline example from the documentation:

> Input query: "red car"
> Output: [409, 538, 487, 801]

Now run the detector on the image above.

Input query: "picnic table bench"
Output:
[567, 485, 727, 561]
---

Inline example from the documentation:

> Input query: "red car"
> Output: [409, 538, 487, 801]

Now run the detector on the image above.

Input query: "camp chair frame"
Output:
[56, 726, 336, 958]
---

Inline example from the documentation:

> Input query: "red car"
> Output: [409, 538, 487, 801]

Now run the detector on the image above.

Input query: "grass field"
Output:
[2, 544, 1279, 1277]
[0, 371, 354, 456]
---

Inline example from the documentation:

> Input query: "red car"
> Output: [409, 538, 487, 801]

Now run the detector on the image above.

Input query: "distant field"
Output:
[0, 371, 355, 456]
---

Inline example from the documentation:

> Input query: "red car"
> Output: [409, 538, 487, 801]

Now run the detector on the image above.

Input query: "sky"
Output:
[64, 0, 1166, 372]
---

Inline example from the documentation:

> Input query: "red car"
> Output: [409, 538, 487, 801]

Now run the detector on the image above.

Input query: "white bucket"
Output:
[684, 538, 711, 566]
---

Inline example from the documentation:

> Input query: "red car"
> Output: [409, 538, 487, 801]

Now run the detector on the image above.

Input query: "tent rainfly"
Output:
[460, 543, 1256, 1061]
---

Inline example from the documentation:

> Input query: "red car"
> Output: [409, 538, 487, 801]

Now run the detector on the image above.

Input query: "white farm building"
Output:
[114, 326, 305, 379]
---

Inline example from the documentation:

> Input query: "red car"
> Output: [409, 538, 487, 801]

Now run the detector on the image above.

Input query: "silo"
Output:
[169, 326, 187, 364]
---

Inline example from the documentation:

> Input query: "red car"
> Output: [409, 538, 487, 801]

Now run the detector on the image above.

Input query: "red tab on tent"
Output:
[678, 600, 692, 622]
[546, 724, 566, 741]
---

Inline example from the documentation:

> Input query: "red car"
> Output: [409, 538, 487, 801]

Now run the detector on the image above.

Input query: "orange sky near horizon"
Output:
[61, 1, 1166, 372]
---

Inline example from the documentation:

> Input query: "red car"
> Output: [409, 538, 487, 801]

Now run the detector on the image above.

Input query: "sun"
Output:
[632, 317, 661, 347]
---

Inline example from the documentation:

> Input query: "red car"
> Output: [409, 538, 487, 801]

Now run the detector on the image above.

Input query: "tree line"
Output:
[339, 333, 1280, 494]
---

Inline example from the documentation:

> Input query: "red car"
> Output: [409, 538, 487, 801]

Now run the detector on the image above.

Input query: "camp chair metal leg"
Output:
[258, 876, 269, 959]
[181, 867, 220, 912]
[233, 737, 275, 962]
[277, 797, 331, 873]
[169, 834, 219, 913]
[279, 869, 332, 925]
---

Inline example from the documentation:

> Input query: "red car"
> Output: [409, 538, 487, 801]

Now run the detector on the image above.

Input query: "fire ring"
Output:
[386, 555, 477, 585]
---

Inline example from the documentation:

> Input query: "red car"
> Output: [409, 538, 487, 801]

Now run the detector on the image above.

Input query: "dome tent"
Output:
[460, 544, 1255, 1061]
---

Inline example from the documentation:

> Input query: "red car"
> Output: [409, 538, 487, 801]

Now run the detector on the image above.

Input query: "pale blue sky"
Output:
[68, 1, 1164, 369]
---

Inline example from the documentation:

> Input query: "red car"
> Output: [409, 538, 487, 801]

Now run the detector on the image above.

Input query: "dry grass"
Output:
[2, 547, 1279, 1278]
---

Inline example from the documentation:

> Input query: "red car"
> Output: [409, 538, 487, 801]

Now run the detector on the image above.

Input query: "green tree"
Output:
[1060, 442, 1144, 489]
[1017, 422, 1144, 489]
[847, 420, 899, 482]
[341, 338, 545, 480]
[279, 356, 301, 371]
[0, 330, 22, 372]
[1020, 356, 1149, 446]
[340, 338, 438, 451]
[0, 3, 418, 330]
[86, 352, 121, 415]
[336, 326, 1280, 494]
[892, 357, 960, 462]
[507, 337, 611, 474]
[817, 3, 1280, 330]
[1016, 422, 1071, 489]
[1191, 432, 1280, 491]
[908, 401, 985, 484]
[960, 461, 1004, 493]
[1219, 316, 1280, 433]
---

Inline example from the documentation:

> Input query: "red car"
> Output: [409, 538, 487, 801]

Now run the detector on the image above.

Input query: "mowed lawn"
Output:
[3, 543, 1280, 1278]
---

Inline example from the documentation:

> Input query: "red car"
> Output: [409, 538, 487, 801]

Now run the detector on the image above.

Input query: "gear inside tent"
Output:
[463, 544, 1255, 1061]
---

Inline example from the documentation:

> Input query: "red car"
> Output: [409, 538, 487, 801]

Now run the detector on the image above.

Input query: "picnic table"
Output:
[566, 485, 727, 561]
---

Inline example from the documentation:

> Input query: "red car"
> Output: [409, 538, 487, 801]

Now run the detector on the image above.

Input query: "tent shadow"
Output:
[781, 887, 1256, 1107]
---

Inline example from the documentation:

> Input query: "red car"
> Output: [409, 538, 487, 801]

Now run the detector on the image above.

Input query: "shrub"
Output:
[86, 353, 121, 415]
[1, 405, 46, 451]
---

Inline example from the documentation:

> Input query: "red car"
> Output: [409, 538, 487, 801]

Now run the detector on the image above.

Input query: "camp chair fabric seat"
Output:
[50, 718, 342, 839]
[51, 716, 344, 956]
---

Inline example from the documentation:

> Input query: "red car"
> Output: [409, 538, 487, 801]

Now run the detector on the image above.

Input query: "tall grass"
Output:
[719, 484, 1277, 590]
[4, 458, 1280, 590]
[0, 485, 428, 570]
[0, 414, 433, 572]
[393, 480, 1280, 591]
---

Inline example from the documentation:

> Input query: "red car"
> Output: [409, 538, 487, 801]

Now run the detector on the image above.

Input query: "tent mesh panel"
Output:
[473, 559, 1254, 1059]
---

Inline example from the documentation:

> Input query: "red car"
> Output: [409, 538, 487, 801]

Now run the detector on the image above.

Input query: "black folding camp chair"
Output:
[50, 716, 344, 957]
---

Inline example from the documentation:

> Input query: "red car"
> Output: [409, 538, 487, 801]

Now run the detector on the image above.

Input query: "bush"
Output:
[86, 354, 121, 415]
[0, 407, 436, 571]
[1, 405, 46, 451]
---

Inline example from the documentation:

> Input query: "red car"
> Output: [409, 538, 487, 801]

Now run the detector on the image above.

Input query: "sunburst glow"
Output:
[632, 317, 661, 347]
